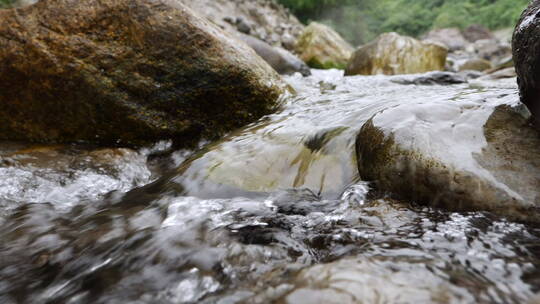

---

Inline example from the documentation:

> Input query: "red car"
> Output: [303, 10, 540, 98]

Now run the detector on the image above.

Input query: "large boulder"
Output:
[356, 100, 540, 221]
[295, 22, 354, 70]
[423, 28, 469, 52]
[0, 0, 287, 145]
[238, 34, 311, 76]
[513, 0, 540, 128]
[345, 32, 447, 76]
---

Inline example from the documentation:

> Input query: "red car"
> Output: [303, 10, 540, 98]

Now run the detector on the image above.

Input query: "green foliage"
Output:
[0, 0, 16, 8]
[278, 0, 530, 45]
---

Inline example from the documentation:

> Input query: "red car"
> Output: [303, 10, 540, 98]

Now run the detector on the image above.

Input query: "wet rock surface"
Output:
[345, 32, 448, 76]
[356, 98, 540, 221]
[513, 0, 540, 128]
[295, 22, 354, 70]
[0, 0, 286, 145]
[391, 71, 468, 85]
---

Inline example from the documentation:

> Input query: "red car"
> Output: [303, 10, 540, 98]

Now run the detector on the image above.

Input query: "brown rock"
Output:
[422, 28, 468, 51]
[295, 22, 354, 70]
[479, 67, 516, 80]
[237, 34, 311, 76]
[345, 32, 447, 76]
[458, 58, 492, 72]
[356, 103, 540, 222]
[463, 24, 494, 42]
[0, 0, 287, 145]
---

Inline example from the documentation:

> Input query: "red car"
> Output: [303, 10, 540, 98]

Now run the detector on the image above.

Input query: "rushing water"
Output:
[0, 70, 539, 304]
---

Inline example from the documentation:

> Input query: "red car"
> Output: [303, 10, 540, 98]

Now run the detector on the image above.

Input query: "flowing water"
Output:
[0, 70, 539, 304]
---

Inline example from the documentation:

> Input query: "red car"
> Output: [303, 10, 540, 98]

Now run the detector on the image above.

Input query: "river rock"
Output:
[478, 67, 516, 80]
[356, 99, 540, 221]
[0, 0, 287, 145]
[281, 255, 476, 304]
[391, 72, 467, 86]
[463, 24, 495, 42]
[423, 28, 469, 51]
[295, 22, 354, 70]
[463, 24, 494, 42]
[345, 32, 447, 76]
[474, 39, 512, 62]
[238, 34, 311, 76]
[458, 58, 492, 72]
[513, 0, 540, 128]
[180, 0, 304, 51]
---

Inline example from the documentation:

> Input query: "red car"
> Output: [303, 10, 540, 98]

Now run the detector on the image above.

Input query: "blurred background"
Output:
[278, 0, 529, 45]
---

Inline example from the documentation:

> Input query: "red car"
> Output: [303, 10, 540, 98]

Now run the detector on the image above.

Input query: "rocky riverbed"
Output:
[0, 70, 539, 303]
[0, 0, 539, 303]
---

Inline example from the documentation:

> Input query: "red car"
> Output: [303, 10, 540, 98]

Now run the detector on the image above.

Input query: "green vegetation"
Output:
[278, 0, 529, 45]
[0, 0, 16, 8]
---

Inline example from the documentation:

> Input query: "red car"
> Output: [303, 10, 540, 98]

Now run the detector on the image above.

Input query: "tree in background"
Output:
[278, 0, 529, 46]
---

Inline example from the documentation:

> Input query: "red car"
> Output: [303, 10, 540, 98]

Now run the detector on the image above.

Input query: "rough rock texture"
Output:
[458, 58, 492, 72]
[238, 34, 311, 76]
[0, 0, 287, 145]
[345, 32, 447, 76]
[295, 22, 354, 70]
[423, 28, 469, 51]
[356, 101, 540, 221]
[463, 24, 494, 42]
[179, 0, 304, 51]
[513, 0, 540, 128]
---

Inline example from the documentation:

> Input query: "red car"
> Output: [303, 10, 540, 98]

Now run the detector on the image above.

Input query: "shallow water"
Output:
[0, 70, 538, 304]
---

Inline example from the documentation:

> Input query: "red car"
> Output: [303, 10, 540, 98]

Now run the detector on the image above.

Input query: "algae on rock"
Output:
[346, 32, 447, 76]
[295, 22, 354, 70]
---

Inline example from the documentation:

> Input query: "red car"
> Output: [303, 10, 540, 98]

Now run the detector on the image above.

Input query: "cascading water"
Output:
[0, 70, 539, 304]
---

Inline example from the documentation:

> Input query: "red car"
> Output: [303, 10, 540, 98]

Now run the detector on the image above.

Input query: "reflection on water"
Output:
[0, 70, 539, 303]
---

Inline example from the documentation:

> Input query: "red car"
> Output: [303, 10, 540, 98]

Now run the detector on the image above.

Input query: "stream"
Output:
[0, 70, 539, 304]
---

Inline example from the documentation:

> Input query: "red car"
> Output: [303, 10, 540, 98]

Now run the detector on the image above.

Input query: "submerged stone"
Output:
[295, 22, 354, 70]
[391, 72, 468, 86]
[345, 32, 448, 76]
[0, 0, 287, 145]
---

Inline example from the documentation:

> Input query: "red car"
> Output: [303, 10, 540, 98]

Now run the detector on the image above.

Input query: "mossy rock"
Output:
[346, 32, 448, 76]
[458, 58, 492, 72]
[0, 0, 287, 146]
[295, 22, 354, 70]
